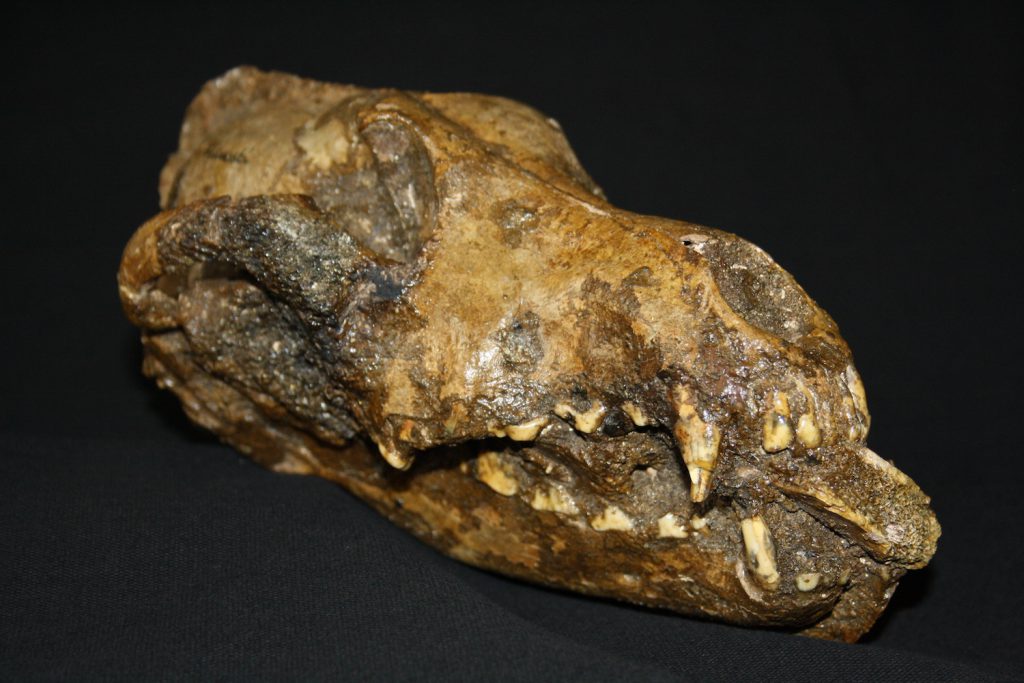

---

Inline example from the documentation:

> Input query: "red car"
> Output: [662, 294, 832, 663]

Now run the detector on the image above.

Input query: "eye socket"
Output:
[701, 233, 817, 343]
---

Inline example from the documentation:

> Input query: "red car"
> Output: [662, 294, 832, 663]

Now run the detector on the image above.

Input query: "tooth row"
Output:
[672, 385, 721, 503]
[740, 515, 780, 588]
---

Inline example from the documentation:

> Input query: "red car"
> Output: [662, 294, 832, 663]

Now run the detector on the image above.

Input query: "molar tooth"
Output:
[762, 391, 794, 453]
[741, 515, 780, 588]
[554, 401, 607, 433]
[671, 385, 721, 503]
[796, 413, 821, 448]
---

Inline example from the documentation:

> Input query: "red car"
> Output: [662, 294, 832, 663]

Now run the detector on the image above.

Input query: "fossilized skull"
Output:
[119, 67, 939, 641]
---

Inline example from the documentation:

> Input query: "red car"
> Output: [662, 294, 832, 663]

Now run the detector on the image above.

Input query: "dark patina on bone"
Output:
[118, 67, 939, 641]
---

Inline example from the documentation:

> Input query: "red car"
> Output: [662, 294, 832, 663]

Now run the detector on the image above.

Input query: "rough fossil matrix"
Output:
[118, 67, 939, 641]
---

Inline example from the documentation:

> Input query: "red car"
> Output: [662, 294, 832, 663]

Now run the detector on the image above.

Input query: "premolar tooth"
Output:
[621, 401, 650, 427]
[741, 515, 780, 588]
[503, 416, 549, 441]
[672, 385, 721, 503]
[554, 401, 607, 433]
[657, 513, 689, 538]
[762, 391, 794, 452]
[474, 451, 519, 496]
[590, 505, 634, 531]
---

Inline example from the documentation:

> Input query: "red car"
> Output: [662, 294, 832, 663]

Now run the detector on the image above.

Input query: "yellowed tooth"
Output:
[846, 366, 870, 424]
[474, 451, 519, 496]
[377, 441, 413, 470]
[741, 515, 780, 588]
[657, 513, 689, 538]
[796, 413, 821, 448]
[762, 391, 794, 453]
[671, 385, 721, 503]
[844, 365, 871, 440]
[529, 484, 578, 514]
[622, 401, 650, 427]
[795, 572, 821, 592]
[590, 505, 634, 531]
[503, 416, 549, 441]
[793, 382, 822, 448]
[554, 401, 607, 433]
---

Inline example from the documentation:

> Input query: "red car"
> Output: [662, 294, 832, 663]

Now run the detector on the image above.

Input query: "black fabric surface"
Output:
[2, 2, 1021, 680]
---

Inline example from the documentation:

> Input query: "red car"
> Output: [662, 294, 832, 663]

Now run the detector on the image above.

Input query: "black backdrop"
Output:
[2, 2, 1022, 680]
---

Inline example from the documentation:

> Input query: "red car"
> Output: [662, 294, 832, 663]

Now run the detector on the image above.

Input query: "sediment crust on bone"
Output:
[119, 67, 939, 642]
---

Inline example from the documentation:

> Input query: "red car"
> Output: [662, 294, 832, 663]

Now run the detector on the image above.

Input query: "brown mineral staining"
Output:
[119, 67, 940, 642]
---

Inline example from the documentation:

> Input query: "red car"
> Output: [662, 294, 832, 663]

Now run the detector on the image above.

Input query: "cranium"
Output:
[119, 67, 939, 641]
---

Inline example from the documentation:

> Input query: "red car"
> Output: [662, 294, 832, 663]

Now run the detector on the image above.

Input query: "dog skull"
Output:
[119, 67, 939, 641]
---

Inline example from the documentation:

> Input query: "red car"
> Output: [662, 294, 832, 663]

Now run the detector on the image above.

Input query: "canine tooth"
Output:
[503, 416, 549, 441]
[741, 516, 780, 588]
[554, 401, 607, 433]
[622, 401, 650, 427]
[796, 572, 821, 592]
[762, 391, 794, 453]
[590, 505, 634, 531]
[474, 451, 519, 496]
[657, 513, 689, 538]
[672, 385, 721, 503]
[796, 413, 821, 448]
[378, 442, 414, 470]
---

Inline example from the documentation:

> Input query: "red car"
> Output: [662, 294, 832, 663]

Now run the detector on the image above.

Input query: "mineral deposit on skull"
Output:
[118, 67, 939, 641]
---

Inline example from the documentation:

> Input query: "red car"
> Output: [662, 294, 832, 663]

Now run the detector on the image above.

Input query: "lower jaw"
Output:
[139, 330, 899, 642]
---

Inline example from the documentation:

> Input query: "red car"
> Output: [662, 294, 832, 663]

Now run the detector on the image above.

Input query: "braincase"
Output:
[158, 68, 354, 208]
[161, 67, 605, 212]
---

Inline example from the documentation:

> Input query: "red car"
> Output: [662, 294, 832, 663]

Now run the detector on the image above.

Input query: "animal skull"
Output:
[119, 67, 939, 641]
